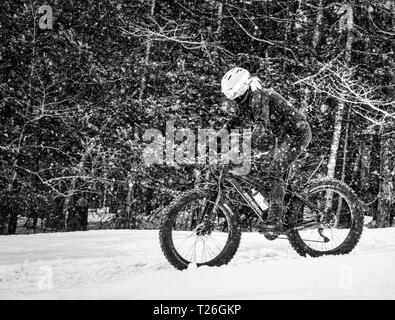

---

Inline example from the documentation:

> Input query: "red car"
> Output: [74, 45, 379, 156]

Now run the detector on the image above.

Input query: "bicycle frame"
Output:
[207, 166, 330, 230]
[207, 167, 269, 223]
[225, 176, 267, 222]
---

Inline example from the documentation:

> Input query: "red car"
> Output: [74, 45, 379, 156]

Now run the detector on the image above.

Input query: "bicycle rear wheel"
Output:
[287, 179, 364, 257]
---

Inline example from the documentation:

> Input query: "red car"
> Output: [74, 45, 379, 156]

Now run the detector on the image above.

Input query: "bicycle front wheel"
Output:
[159, 190, 241, 270]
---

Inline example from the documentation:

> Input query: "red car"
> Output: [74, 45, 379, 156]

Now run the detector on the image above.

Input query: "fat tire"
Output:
[159, 190, 242, 270]
[287, 178, 364, 257]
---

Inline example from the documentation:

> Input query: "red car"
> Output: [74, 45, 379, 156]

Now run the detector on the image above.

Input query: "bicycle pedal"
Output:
[263, 233, 279, 241]
[258, 223, 283, 235]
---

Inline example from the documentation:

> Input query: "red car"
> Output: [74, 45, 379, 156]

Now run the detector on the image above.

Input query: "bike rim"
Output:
[170, 198, 231, 265]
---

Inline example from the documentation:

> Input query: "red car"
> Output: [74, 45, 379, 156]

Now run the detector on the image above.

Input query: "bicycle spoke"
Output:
[171, 198, 230, 264]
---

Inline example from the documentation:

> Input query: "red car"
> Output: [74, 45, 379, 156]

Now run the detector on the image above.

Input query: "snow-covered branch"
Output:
[295, 60, 395, 124]
[119, 16, 212, 50]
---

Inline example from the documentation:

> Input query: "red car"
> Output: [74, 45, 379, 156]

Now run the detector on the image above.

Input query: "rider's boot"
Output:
[258, 177, 285, 235]
[258, 203, 284, 234]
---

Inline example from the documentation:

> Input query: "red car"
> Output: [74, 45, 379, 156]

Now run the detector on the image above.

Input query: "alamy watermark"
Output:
[38, 5, 53, 30]
[142, 121, 252, 176]
[37, 265, 54, 291]
[338, 265, 353, 290]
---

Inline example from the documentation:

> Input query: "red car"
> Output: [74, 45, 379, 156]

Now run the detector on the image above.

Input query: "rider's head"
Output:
[221, 67, 251, 101]
[221, 67, 263, 106]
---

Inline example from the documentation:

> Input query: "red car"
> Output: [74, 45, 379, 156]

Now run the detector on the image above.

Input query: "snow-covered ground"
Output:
[1, 225, 395, 300]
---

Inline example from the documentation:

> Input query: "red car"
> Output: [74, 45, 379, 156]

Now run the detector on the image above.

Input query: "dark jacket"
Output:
[228, 88, 310, 138]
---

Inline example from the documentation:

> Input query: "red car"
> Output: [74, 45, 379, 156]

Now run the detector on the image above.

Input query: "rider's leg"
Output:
[269, 129, 312, 174]
[261, 129, 311, 232]
[261, 139, 289, 232]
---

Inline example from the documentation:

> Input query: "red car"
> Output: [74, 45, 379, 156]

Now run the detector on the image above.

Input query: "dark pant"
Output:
[269, 129, 312, 177]
[265, 128, 312, 216]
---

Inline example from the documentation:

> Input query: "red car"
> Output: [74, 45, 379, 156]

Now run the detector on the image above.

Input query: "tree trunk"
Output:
[32, 213, 38, 233]
[144, 187, 153, 217]
[327, 0, 354, 180]
[300, 87, 310, 114]
[0, 215, 6, 235]
[351, 146, 361, 187]
[327, 103, 345, 180]
[392, 1, 395, 33]
[377, 130, 395, 227]
[6, 163, 18, 235]
[284, 1, 295, 48]
[298, 0, 311, 114]
[335, 107, 350, 221]
[76, 196, 89, 231]
[215, 2, 223, 37]
[138, 0, 156, 103]
[344, 3, 354, 63]
[340, 108, 351, 184]
[325, 102, 345, 209]
[63, 196, 71, 231]
[7, 208, 18, 234]
[360, 135, 373, 192]
[101, 171, 108, 212]
[312, 0, 325, 51]
[63, 152, 88, 231]
[102, 186, 107, 210]
[374, 1, 395, 227]
[125, 175, 135, 228]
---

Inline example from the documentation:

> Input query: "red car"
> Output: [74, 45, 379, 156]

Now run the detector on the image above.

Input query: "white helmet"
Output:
[221, 67, 251, 100]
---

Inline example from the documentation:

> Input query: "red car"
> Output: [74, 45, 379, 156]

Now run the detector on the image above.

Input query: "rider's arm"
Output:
[224, 113, 243, 130]
[269, 91, 310, 135]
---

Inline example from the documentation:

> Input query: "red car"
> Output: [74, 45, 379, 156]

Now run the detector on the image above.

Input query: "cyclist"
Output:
[221, 67, 312, 234]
